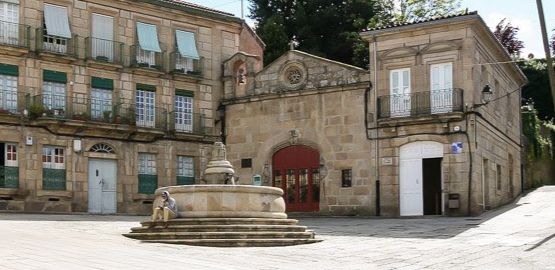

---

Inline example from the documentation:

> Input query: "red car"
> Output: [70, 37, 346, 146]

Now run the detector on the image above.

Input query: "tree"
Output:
[368, 0, 463, 28]
[518, 59, 555, 120]
[250, 0, 385, 67]
[551, 28, 555, 55]
[493, 19, 525, 56]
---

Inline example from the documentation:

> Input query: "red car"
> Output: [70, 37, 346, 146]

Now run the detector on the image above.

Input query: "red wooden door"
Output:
[272, 145, 320, 212]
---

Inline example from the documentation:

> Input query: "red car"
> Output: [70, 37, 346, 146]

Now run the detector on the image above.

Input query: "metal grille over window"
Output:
[341, 169, 352, 188]
[138, 153, 157, 194]
[89, 143, 114, 154]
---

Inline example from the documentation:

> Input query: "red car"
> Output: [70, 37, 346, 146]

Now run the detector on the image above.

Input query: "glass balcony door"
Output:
[0, 2, 19, 45]
[136, 89, 155, 128]
[90, 87, 112, 120]
[174, 95, 192, 132]
[390, 68, 411, 117]
[430, 63, 453, 114]
[91, 14, 114, 61]
[43, 81, 66, 112]
[0, 74, 17, 112]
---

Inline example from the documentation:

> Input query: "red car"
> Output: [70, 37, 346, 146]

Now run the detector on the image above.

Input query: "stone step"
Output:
[140, 218, 299, 227]
[130, 224, 308, 233]
[123, 231, 315, 241]
[140, 238, 323, 247]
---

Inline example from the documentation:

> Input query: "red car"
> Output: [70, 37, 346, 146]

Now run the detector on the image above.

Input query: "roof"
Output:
[361, 11, 478, 35]
[138, 0, 242, 22]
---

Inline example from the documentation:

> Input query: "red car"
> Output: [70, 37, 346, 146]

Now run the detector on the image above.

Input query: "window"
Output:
[90, 77, 113, 121]
[341, 169, 352, 187]
[430, 62, 453, 113]
[241, 158, 252, 168]
[496, 164, 502, 191]
[174, 91, 193, 132]
[0, 142, 18, 188]
[42, 4, 71, 54]
[136, 84, 155, 128]
[0, 72, 18, 113]
[136, 22, 161, 67]
[91, 14, 114, 61]
[174, 30, 199, 73]
[389, 68, 411, 117]
[138, 153, 157, 194]
[42, 146, 66, 190]
[176, 156, 194, 185]
[0, 1, 19, 45]
[43, 81, 66, 112]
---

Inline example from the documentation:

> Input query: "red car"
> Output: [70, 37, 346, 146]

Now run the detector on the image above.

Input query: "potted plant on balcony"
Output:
[28, 103, 45, 120]
[102, 110, 112, 122]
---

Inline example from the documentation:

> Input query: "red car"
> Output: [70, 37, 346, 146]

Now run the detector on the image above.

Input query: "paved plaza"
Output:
[1, 186, 554, 270]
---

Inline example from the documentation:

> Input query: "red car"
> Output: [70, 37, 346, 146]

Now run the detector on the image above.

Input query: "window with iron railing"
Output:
[176, 156, 194, 185]
[138, 153, 157, 194]
[0, 142, 18, 188]
[174, 94, 193, 132]
[0, 73, 17, 113]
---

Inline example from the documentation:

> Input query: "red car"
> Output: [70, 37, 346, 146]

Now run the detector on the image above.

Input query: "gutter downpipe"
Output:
[372, 36, 380, 216]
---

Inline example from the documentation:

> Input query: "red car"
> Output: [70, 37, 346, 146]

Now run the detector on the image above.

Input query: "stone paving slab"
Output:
[1, 186, 554, 269]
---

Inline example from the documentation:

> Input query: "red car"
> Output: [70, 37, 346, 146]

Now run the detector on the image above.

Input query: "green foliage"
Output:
[522, 109, 552, 158]
[518, 59, 555, 120]
[28, 103, 44, 119]
[493, 18, 524, 56]
[368, 0, 463, 28]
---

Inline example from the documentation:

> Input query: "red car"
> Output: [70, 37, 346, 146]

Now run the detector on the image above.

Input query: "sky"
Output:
[185, 0, 555, 58]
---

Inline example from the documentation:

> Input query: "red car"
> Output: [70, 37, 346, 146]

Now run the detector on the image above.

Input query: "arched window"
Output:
[89, 143, 115, 154]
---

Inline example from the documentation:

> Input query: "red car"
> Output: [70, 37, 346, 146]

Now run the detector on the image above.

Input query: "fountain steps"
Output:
[124, 217, 322, 247]
[130, 224, 308, 233]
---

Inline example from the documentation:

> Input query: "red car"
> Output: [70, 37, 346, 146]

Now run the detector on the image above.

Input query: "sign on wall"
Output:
[451, 142, 463, 154]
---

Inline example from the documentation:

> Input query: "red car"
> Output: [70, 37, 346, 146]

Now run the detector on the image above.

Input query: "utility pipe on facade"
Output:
[372, 36, 380, 216]
[536, 0, 555, 111]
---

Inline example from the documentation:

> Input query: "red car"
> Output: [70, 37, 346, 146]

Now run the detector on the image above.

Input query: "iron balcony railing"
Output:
[0, 166, 19, 188]
[377, 88, 464, 119]
[36, 28, 78, 57]
[0, 89, 19, 114]
[170, 52, 202, 76]
[0, 20, 31, 48]
[131, 45, 164, 71]
[26, 94, 169, 130]
[167, 112, 206, 134]
[85, 37, 124, 65]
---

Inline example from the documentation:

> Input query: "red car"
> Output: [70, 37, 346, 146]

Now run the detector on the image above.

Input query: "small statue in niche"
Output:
[237, 68, 247, 85]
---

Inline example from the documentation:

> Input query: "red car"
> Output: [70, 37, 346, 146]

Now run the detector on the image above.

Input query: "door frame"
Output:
[399, 141, 444, 216]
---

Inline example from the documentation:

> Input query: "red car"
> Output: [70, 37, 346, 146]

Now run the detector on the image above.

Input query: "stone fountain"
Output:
[123, 142, 321, 247]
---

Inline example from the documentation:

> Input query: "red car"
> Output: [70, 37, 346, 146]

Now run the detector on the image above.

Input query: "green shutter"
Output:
[175, 89, 194, 97]
[0, 63, 19, 76]
[176, 176, 195, 185]
[43, 70, 67, 83]
[42, 168, 66, 190]
[91, 77, 114, 90]
[138, 174, 158, 194]
[136, 83, 156, 92]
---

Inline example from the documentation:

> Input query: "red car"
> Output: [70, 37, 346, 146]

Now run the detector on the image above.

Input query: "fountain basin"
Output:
[154, 185, 287, 219]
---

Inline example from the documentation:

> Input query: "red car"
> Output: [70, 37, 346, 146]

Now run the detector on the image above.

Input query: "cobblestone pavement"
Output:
[1, 186, 554, 270]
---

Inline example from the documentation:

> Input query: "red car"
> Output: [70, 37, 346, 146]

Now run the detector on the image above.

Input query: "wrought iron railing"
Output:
[0, 20, 31, 48]
[170, 52, 202, 76]
[0, 166, 19, 188]
[26, 94, 170, 130]
[377, 88, 464, 119]
[138, 174, 157, 194]
[36, 28, 78, 56]
[131, 45, 164, 71]
[167, 112, 206, 134]
[85, 37, 124, 65]
[0, 89, 19, 114]
[42, 168, 66, 190]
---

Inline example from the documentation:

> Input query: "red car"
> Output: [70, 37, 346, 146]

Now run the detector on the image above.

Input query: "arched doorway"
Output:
[272, 145, 320, 212]
[399, 141, 444, 216]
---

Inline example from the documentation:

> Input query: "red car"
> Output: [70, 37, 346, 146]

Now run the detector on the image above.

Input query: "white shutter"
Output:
[390, 70, 399, 95]
[443, 63, 453, 89]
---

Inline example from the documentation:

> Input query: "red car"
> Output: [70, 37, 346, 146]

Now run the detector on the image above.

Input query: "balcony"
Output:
[0, 21, 31, 54]
[131, 45, 164, 72]
[0, 166, 19, 189]
[85, 37, 124, 67]
[170, 52, 202, 77]
[36, 28, 78, 59]
[0, 89, 19, 114]
[377, 88, 464, 120]
[168, 112, 208, 135]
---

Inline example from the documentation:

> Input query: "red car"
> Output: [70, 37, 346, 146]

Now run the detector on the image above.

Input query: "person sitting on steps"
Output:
[151, 191, 177, 227]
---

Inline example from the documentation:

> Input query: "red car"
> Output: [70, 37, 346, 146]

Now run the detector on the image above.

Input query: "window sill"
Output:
[0, 188, 19, 196]
[36, 190, 72, 198]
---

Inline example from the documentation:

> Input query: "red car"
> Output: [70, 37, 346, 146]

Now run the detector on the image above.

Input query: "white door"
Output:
[88, 159, 117, 214]
[430, 63, 453, 114]
[390, 68, 411, 117]
[399, 141, 443, 216]
[91, 14, 114, 61]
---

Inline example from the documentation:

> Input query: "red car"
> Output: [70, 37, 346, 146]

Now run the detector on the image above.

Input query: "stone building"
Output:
[0, 0, 262, 213]
[223, 11, 526, 216]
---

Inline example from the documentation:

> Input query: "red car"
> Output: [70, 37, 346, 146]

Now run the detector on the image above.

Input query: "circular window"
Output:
[286, 67, 303, 85]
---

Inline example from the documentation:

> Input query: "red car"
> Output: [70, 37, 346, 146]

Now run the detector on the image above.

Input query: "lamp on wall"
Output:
[473, 84, 494, 108]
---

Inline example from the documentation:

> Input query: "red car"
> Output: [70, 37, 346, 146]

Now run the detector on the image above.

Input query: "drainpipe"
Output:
[372, 36, 380, 216]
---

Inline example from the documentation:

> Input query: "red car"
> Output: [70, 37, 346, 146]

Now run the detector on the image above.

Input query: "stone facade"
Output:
[0, 0, 262, 213]
[223, 12, 526, 216]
